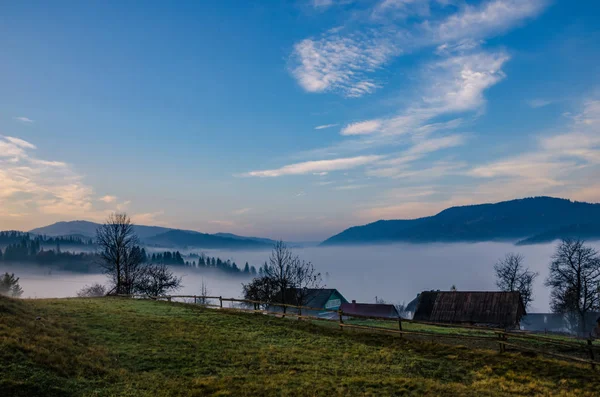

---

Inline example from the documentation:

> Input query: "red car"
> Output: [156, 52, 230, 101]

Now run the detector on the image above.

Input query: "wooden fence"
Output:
[115, 294, 599, 369]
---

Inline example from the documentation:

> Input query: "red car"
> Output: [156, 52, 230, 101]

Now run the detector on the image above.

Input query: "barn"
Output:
[413, 291, 526, 328]
[340, 300, 400, 319]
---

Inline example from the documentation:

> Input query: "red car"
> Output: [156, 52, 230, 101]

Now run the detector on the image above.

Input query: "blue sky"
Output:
[1, 0, 599, 241]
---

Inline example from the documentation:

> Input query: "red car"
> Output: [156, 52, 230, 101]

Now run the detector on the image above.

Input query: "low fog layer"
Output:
[6, 242, 600, 313]
[9, 266, 248, 301]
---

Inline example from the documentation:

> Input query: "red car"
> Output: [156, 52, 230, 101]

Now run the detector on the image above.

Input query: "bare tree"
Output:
[96, 213, 144, 295]
[494, 253, 538, 310]
[135, 263, 182, 297]
[0, 273, 23, 297]
[242, 241, 322, 309]
[198, 279, 210, 305]
[77, 283, 107, 297]
[545, 239, 600, 334]
[290, 258, 322, 307]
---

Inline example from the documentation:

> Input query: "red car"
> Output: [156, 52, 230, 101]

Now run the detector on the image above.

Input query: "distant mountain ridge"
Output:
[29, 221, 275, 249]
[322, 197, 600, 246]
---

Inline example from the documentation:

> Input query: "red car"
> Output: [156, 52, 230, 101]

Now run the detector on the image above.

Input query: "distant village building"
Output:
[340, 300, 400, 319]
[413, 291, 526, 328]
[521, 312, 600, 336]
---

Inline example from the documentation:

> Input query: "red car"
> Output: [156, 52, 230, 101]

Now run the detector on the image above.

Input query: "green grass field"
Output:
[1, 296, 599, 396]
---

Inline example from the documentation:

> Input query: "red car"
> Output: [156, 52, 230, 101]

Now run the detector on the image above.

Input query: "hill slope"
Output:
[29, 220, 173, 240]
[323, 197, 600, 245]
[145, 229, 272, 249]
[1, 296, 598, 396]
[29, 221, 275, 249]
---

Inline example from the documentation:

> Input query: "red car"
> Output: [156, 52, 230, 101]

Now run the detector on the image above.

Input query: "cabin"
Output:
[294, 288, 348, 311]
[271, 288, 348, 319]
[413, 291, 526, 328]
[340, 300, 400, 319]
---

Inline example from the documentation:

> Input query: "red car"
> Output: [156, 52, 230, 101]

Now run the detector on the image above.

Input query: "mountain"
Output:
[29, 221, 274, 249]
[213, 232, 278, 246]
[30, 221, 173, 240]
[516, 223, 600, 245]
[146, 230, 271, 249]
[322, 197, 600, 246]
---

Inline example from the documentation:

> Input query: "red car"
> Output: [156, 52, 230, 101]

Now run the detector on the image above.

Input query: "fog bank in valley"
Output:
[6, 241, 600, 313]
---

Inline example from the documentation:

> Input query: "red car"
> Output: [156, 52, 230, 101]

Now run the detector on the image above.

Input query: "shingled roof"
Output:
[340, 301, 400, 319]
[413, 291, 526, 327]
[284, 288, 347, 309]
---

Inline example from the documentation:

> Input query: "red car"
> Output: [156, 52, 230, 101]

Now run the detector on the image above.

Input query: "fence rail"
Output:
[113, 293, 599, 369]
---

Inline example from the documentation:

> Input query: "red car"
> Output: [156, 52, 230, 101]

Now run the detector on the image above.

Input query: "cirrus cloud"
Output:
[242, 155, 383, 177]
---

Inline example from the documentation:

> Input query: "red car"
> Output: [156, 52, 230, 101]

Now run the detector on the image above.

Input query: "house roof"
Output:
[340, 302, 400, 319]
[288, 288, 348, 309]
[413, 291, 526, 326]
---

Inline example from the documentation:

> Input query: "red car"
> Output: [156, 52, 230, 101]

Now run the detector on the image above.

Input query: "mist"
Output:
[6, 241, 600, 313]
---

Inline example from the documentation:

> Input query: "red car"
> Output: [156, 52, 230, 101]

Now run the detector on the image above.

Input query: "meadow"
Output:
[1, 296, 599, 396]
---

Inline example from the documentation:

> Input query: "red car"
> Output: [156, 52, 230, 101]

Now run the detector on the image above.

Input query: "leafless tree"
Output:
[545, 239, 600, 334]
[494, 253, 538, 310]
[198, 278, 210, 304]
[135, 263, 182, 297]
[290, 258, 322, 308]
[263, 241, 296, 308]
[77, 283, 107, 297]
[96, 213, 144, 295]
[243, 241, 322, 310]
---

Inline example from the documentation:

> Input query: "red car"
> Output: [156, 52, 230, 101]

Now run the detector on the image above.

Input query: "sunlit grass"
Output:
[1, 296, 599, 396]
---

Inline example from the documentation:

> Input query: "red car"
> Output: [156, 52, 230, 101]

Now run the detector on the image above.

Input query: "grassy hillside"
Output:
[1, 297, 599, 396]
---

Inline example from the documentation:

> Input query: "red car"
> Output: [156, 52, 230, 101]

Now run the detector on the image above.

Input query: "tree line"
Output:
[0, 235, 99, 272]
[188, 253, 258, 275]
[0, 231, 94, 246]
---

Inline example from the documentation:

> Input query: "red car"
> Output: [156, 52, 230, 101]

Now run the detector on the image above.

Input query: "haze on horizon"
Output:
[1, 1, 600, 241]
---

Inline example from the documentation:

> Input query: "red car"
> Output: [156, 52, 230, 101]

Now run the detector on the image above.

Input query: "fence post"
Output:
[588, 340, 596, 369]
[338, 310, 344, 331]
[194, 295, 197, 304]
[398, 318, 403, 339]
[298, 306, 302, 321]
[497, 333, 504, 353]
[219, 296, 223, 308]
[168, 296, 172, 303]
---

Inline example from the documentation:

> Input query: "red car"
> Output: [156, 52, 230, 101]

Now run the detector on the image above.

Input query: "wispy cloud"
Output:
[527, 99, 553, 108]
[99, 195, 117, 203]
[0, 135, 94, 220]
[469, 99, 600, 196]
[233, 208, 251, 215]
[341, 119, 382, 135]
[209, 220, 235, 227]
[0, 135, 157, 228]
[289, 0, 548, 100]
[290, 31, 400, 97]
[432, 0, 549, 43]
[312, 0, 334, 8]
[334, 184, 369, 190]
[315, 123, 339, 130]
[242, 155, 383, 177]
[14, 116, 34, 124]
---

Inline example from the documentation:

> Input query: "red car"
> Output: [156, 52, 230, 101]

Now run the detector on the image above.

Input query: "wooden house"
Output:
[340, 300, 400, 319]
[413, 291, 526, 328]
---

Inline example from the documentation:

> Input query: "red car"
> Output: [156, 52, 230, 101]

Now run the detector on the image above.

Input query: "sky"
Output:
[1, 0, 599, 241]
